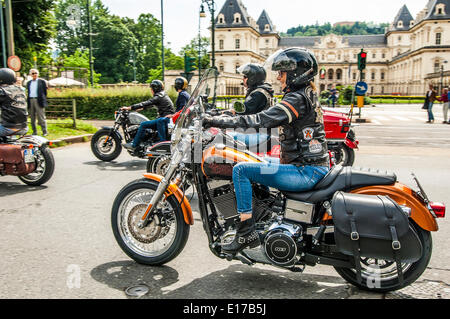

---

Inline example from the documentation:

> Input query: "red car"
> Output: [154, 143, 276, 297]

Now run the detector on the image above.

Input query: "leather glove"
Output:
[202, 115, 214, 129]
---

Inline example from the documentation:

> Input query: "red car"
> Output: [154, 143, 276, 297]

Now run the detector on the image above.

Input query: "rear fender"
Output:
[350, 183, 438, 232]
[18, 135, 50, 147]
[146, 141, 171, 158]
[142, 173, 194, 226]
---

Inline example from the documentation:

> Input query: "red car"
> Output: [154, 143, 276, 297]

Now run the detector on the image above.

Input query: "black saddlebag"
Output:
[332, 192, 423, 283]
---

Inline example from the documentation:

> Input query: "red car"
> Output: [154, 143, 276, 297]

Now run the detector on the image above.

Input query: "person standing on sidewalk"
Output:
[26, 69, 49, 136]
[424, 84, 437, 124]
[438, 87, 449, 124]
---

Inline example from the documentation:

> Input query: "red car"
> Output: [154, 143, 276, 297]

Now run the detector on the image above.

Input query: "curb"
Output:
[50, 134, 94, 147]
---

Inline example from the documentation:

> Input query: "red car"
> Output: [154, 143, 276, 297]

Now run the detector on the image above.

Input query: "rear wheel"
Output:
[111, 179, 190, 265]
[91, 129, 122, 162]
[19, 146, 55, 186]
[332, 144, 355, 166]
[334, 222, 432, 293]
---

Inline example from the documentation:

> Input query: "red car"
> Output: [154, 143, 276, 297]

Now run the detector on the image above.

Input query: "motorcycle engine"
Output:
[263, 222, 302, 267]
[127, 125, 139, 138]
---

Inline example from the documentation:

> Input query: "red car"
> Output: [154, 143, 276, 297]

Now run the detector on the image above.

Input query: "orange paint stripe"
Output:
[280, 101, 299, 119]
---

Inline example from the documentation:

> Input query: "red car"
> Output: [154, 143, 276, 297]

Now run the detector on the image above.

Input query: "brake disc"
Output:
[127, 204, 161, 244]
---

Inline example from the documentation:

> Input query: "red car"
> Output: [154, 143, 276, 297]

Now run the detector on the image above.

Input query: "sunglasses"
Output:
[31, 73, 38, 75]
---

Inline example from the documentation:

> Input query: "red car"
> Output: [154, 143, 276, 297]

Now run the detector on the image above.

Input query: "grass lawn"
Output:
[28, 118, 98, 143]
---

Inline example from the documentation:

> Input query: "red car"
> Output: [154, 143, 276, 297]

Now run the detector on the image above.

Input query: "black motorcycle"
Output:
[91, 109, 171, 162]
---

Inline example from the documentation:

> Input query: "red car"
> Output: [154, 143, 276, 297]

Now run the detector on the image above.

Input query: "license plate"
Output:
[24, 149, 35, 163]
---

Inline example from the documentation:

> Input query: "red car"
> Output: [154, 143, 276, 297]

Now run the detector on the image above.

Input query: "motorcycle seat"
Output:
[283, 166, 397, 204]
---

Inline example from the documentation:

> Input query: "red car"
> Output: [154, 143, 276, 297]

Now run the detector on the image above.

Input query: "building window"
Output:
[235, 39, 240, 49]
[353, 72, 356, 80]
[219, 39, 224, 50]
[381, 72, 385, 80]
[336, 69, 342, 80]
[382, 52, 386, 59]
[371, 72, 376, 80]
[219, 63, 224, 72]
[436, 33, 442, 45]
[235, 63, 240, 74]
[397, 21, 403, 29]
[372, 53, 376, 59]
[328, 69, 334, 80]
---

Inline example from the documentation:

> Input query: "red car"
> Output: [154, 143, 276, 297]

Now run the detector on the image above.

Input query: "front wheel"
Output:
[19, 146, 55, 186]
[91, 129, 122, 162]
[334, 222, 432, 293]
[111, 179, 190, 266]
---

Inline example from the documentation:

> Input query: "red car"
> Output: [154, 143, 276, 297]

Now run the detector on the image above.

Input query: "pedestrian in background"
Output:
[438, 87, 449, 124]
[26, 69, 49, 136]
[328, 85, 338, 108]
[424, 84, 437, 124]
[15, 76, 26, 92]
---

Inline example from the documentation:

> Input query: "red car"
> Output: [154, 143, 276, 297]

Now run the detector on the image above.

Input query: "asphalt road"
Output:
[1, 109, 450, 300]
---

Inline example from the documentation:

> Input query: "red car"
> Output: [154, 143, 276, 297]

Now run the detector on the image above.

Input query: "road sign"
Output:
[357, 96, 365, 108]
[355, 81, 368, 96]
[7, 55, 21, 71]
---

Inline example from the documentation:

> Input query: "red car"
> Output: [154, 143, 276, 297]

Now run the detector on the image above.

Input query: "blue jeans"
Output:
[228, 132, 270, 148]
[0, 125, 27, 137]
[233, 162, 329, 214]
[427, 102, 434, 121]
[132, 118, 170, 148]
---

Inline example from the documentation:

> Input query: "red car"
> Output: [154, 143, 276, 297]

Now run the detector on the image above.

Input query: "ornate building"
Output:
[205, 0, 450, 96]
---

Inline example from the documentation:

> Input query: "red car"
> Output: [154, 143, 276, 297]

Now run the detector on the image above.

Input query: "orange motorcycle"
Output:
[111, 69, 445, 292]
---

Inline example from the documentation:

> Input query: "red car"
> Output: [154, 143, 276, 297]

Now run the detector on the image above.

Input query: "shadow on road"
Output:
[91, 260, 365, 299]
[0, 182, 47, 197]
[83, 160, 147, 172]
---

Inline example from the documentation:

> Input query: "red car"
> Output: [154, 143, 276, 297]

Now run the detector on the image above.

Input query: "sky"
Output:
[101, 0, 429, 54]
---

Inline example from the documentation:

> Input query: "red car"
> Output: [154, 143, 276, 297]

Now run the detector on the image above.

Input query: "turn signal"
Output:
[430, 203, 446, 218]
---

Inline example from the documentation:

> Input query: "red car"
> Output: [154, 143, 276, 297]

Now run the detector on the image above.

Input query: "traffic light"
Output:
[358, 49, 367, 71]
[184, 54, 197, 73]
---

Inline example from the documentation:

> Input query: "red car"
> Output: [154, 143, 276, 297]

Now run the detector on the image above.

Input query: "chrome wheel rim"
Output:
[117, 188, 177, 258]
[97, 136, 116, 156]
[354, 257, 413, 283]
[20, 149, 46, 182]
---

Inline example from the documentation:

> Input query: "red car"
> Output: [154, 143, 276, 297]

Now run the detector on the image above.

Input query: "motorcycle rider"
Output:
[228, 63, 274, 148]
[203, 48, 329, 255]
[0, 68, 28, 137]
[174, 77, 191, 112]
[122, 80, 175, 150]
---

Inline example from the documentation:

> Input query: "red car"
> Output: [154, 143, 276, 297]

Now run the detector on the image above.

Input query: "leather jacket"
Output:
[131, 91, 175, 117]
[205, 85, 329, 167]
[241, 84, 274, 115]
[0, 85, 28, 129]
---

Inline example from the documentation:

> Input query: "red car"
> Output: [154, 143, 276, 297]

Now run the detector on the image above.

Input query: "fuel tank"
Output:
[202, 144, 263, 180]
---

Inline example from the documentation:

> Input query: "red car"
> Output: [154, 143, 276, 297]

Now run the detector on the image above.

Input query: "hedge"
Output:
[48, 87, 179, 120]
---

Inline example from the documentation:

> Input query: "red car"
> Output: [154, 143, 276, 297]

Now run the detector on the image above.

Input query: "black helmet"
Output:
[0, 68, 16, 85]
[237, 63, 266, 87]
[174, 77, 188, 91]
[150, 80, 164, 94]
[271, 47, 318, 89]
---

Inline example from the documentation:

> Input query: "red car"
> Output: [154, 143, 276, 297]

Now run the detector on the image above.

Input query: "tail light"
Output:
[430, 202, 446, 218]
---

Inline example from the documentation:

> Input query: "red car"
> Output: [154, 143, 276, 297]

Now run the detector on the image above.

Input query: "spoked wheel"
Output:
[332, 144, 355, 167]
[91, 129, 122, 162]
[111, 179, 189, 265]
[19, 146, 55, 186]
[334, 222, 432, 293]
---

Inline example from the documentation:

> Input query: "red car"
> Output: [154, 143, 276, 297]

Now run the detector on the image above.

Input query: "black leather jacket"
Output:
[0, 85, 28, 129]
[241, 83, 274, 115]
[206, 85, 329, 167]
[130, 91, 175, 117]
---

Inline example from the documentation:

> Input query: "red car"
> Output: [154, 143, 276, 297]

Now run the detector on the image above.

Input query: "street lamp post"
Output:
[200, 0, 216, 69]
[440, 60, 448, 93]
[4, 0, 14, 58]
[86, 0, 94, 87]
[161, 0, 165, 82]
[0, 0, 7, 67]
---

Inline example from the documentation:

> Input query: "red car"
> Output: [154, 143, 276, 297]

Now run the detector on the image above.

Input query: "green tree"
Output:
[2, 0, 57, 72]
[180, 36, 210, 70]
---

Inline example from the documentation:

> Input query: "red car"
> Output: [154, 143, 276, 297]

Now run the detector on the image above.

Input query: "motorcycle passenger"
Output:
[228, 63, 274, 148]
[122, 80, 175, 150]
[174, 77, 191, 112]
[0, 68, 28, 138]
[203, 48, 330, 255]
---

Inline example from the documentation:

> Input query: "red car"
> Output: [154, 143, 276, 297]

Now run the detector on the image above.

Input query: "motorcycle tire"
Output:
[333, 144, 355, 167]
[19, 146, 55, 186]
[334, 221, 432, 293]
[111, 179, 190, 266]
[91, 129, 122, 162]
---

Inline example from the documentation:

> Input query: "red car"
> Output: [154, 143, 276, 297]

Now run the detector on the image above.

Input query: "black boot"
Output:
[222, 218, 260, 255]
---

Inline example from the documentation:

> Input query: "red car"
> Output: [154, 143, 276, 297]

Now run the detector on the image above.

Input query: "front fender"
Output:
[143, 173, 194, 226]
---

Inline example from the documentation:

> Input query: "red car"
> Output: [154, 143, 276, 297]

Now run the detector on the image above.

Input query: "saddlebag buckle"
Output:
[351, 231, 359, 241]
[392, 240, 401, 250]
